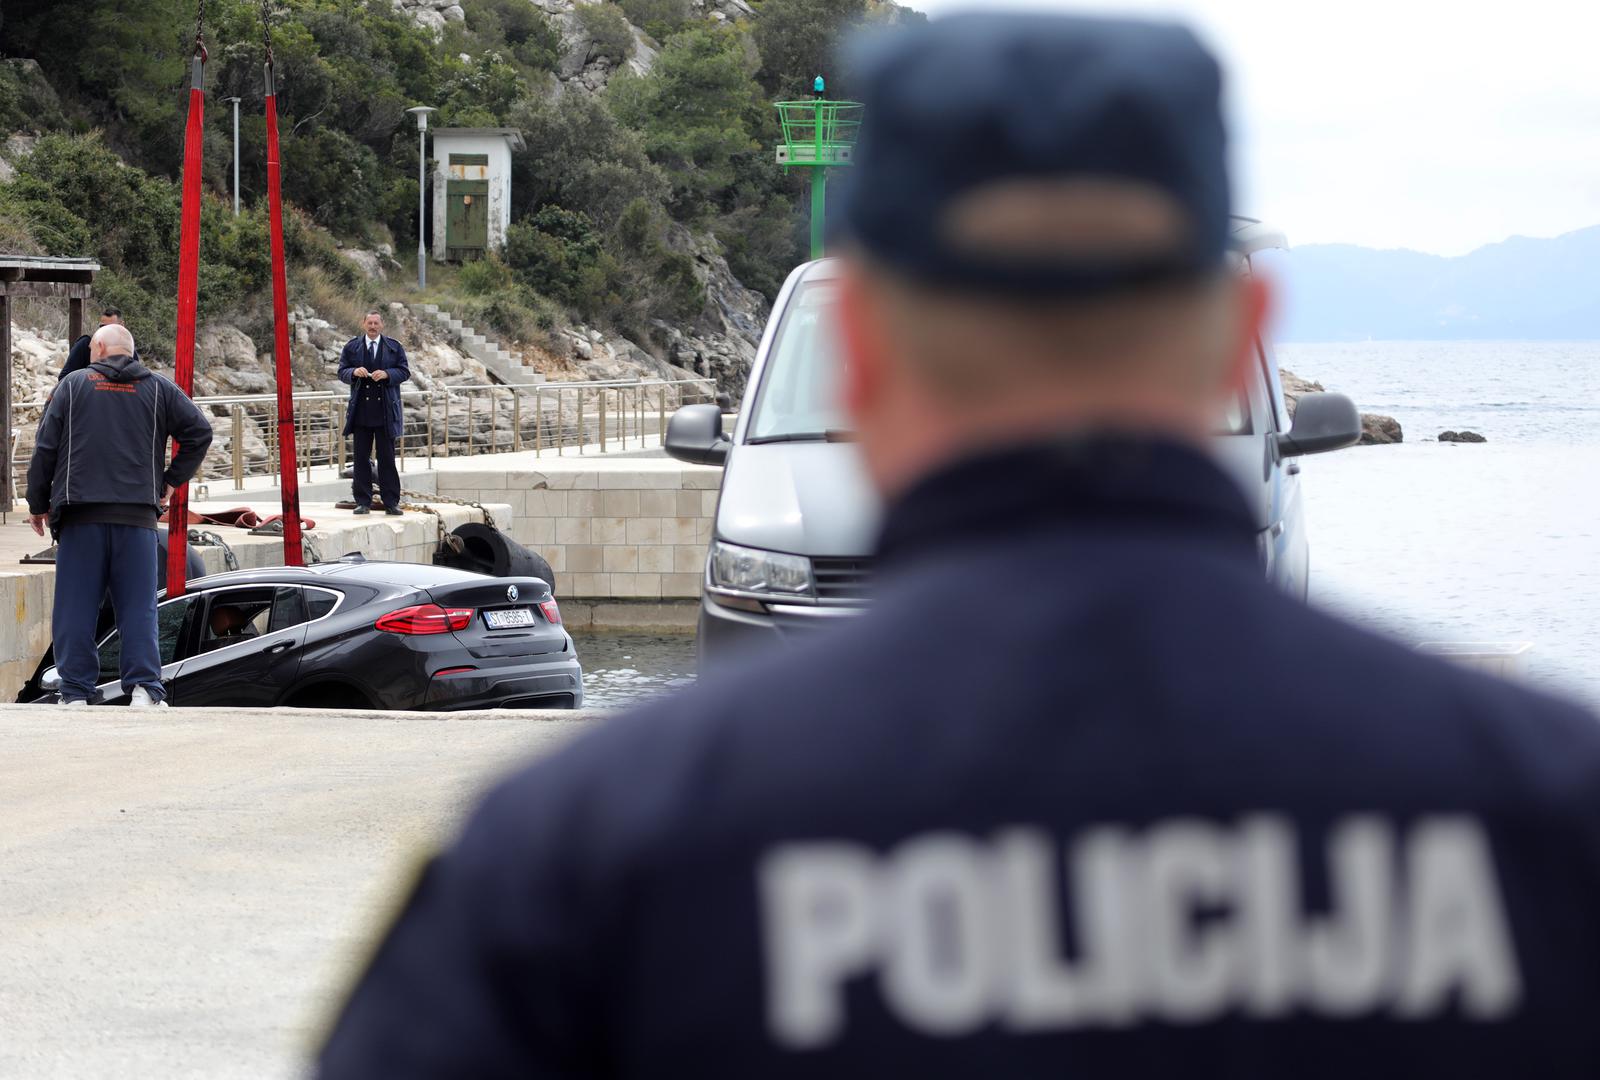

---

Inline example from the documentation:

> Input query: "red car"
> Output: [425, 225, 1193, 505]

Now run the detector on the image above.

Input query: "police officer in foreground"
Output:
[319, 15, 1600, 1078]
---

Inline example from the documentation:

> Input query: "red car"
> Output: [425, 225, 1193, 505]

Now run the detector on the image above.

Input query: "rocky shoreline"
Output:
[1280, 369, 1402, 445]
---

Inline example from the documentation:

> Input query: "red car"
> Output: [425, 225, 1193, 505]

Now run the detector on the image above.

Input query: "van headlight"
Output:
[709, 541, 813, 596]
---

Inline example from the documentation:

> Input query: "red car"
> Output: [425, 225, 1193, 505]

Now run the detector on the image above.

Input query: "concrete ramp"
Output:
[0, 705, 603, 1079]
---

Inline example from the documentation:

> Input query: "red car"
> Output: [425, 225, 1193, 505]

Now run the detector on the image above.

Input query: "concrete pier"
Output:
[0, 705, 601, 1079]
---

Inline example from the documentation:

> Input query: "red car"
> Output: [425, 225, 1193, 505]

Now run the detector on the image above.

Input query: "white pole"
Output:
[226, 96, 242, 216]
[407, 106, 436, 292]
[418, 124, 427, 290]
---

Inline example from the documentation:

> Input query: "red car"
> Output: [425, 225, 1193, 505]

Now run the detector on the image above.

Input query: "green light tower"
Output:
[776, 75, 864, 261]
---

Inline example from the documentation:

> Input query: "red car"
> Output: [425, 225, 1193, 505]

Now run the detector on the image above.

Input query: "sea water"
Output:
[1285, 341, 1600, 708]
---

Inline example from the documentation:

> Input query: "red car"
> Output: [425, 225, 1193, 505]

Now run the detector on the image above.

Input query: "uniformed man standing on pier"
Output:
[339, 309, 409, 516]
[319, 14, 1600, 1078]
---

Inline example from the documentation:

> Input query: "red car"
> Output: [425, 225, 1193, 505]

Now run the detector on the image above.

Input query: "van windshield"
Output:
[745, 277, 1256, 441]
[746, 280, 848, 443]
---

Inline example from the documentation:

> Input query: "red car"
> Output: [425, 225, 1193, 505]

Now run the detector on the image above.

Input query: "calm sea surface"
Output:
[1283, 341, 1600, 708]
[572, 632, 697, 709]
[577, 341, 1600, 711]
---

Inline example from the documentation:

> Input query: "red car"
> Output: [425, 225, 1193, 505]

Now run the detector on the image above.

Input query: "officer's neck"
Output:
[862, 392, 1213, 504]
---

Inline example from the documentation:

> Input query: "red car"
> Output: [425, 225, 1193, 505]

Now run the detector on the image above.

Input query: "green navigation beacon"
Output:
[775, 75, 864, 261]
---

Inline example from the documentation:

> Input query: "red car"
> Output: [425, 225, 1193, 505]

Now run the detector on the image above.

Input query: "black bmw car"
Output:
[19, 559, 583, 710]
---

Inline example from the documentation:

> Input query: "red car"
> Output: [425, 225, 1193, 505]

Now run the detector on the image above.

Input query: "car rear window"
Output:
[306, 591, 339, 620]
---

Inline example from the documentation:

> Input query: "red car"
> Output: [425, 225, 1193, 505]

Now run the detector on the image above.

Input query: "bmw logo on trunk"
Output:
[507, 585, 519, 602]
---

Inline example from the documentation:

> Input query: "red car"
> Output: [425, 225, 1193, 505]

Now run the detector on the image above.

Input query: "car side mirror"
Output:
[1277, 392, 1361, 457]
[40, 667, 61, 692]
[665, 403, 731, 466]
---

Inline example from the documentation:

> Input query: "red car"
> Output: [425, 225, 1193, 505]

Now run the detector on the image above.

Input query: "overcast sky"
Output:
[908, 0, 1600, 256]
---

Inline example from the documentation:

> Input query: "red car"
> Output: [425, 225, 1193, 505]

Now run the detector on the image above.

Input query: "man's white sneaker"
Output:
[129, 687, 168, 708]
[58, 698, 89, 708]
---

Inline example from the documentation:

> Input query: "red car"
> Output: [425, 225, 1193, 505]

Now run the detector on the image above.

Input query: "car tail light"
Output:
[376, 604, 474, 635]
[434, 666, 477, 677]
[538, 599, 562, 625]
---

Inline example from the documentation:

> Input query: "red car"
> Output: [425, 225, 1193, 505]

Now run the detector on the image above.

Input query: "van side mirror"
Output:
[664, 403, 731, 466]
[1277, 392, 1362, 457]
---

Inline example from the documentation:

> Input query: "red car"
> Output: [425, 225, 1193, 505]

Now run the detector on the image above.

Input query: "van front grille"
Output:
[812, 557, 873, 603]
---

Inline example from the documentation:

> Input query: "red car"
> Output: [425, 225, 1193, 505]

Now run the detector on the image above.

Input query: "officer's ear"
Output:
[1224, 273, 1272, 392]
[837, 261, 905, 425]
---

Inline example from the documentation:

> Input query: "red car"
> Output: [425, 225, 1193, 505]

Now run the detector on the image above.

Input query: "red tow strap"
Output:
[264, 62, 304, 566]
[166, 51, 206, 598]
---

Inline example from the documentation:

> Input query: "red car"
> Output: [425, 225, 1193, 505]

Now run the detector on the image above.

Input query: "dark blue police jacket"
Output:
[319, 437, 1600, 1079]
[338, 334, 409, 439]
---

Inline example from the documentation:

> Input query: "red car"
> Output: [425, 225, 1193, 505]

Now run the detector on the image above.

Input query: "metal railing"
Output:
[9, 378, 717, 494]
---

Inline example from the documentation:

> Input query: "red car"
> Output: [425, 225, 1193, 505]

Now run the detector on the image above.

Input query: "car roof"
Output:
[796, 215, 1288, 282]
[1229, 216, 1289, 256]
[164, 560, 494, 593]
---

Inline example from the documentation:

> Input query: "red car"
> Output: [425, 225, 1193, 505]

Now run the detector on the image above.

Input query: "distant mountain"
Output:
[1276, 225, 1600, 342]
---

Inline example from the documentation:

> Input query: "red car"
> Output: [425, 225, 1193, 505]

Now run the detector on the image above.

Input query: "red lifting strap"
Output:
[262, 63, 302, 569]
[264, 62, 304, 566]
[166, 51, 205, 598]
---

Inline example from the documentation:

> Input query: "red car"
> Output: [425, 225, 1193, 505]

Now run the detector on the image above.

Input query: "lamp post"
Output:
[405, 106, 437, 291]
[224, 96, 242, 215]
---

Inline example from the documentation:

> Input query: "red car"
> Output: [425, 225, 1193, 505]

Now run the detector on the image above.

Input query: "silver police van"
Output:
[666, 219, 1361, 665]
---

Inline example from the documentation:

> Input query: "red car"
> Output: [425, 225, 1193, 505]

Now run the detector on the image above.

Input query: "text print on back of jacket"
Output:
[25, 354, 214, 532]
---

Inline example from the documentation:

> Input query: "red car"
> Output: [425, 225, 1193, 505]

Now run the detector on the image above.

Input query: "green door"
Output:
[446, 179, 489, 258]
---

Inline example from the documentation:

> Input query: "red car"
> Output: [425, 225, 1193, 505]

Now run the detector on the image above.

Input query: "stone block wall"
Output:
[0, 569, 55, 705]
[435, 460, 723, 600]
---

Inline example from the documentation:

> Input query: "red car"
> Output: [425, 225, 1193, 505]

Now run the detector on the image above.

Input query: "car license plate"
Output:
[484, 608, 536, 630]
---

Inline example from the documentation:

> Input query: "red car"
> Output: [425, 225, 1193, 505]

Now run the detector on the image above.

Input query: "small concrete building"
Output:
[429, 128, 525, 262]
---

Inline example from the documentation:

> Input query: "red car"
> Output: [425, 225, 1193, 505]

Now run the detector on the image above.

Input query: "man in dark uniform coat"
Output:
[338, 309, 409, 515]
[318, 14, 1600, 1078]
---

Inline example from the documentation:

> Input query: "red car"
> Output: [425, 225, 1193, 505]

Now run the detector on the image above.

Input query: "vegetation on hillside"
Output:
[0, 0, 919, 360]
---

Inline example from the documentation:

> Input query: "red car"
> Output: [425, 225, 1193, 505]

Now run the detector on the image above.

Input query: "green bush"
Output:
[0, 180, 93, 257]
[197, 201, 274, 322]
[281, 126, 385, 239]
[0, 59, 65, 136]
[611, 198, 705, 325]
[93, 270, 174, 360]
[619, 0, 691, 41]
[504, 206, 621, 318]
[507, 93, 665, 230]
[607, 26, 764, 221]
[437, 51, 525, 126]
[461, 0, 562, 70]
[282, 206, 365, 292]
[378, 177, 422, 251]
[457, 253, 516, 296]
[577, 3, 635, 65]
[751, 0, 866, 98]
[456, 287, 563, 342]
[715, 196, 798, 301]
[11, 133, 179, 279]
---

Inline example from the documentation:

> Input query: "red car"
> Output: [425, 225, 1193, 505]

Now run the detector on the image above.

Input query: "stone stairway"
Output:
[415, 304, 547, 388]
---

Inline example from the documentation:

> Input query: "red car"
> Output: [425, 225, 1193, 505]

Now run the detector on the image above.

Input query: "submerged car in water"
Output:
[19, 559, 582, 710]
[666, 219, 1363, 668]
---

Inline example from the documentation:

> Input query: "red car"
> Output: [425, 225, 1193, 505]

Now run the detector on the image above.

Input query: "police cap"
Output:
[836, 14, 1232, 296]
